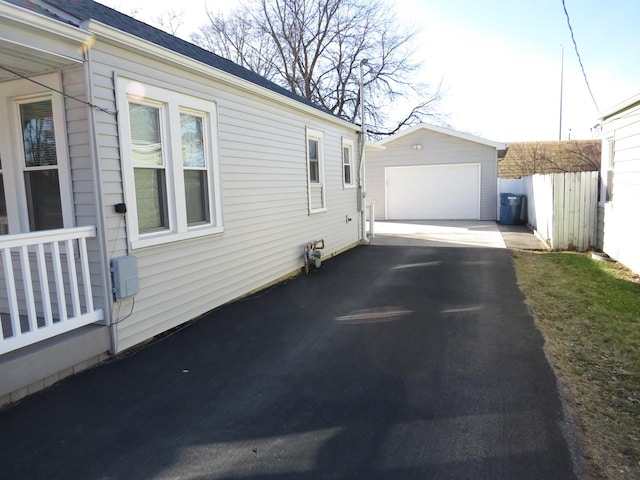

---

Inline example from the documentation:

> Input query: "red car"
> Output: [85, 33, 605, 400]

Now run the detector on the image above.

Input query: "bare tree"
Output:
[501, 140, 602, 178]
[506, 142, 550, 178]
[192, 0, 443, 136]
[548, 139, 601, 172]
[193, 9, 280, 79]
[155, 8, 186, 36]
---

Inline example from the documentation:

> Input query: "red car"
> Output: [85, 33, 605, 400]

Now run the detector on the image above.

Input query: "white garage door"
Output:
[386, 164, 480, 220]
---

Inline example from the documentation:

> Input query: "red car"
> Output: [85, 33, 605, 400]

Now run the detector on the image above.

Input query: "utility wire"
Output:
[0, 64, 117, 116]
[561, 0, 599, 112]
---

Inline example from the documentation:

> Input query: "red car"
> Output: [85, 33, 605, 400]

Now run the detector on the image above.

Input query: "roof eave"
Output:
[0, 1, 91, 82]
[599, 91, 640, 121]
[0, 1, 92, 45]
[376, 123, 507, 150]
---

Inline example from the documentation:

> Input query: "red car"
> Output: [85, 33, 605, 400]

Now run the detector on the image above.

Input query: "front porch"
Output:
[1, 226, 106, 355]
[0, 226, 110, 405]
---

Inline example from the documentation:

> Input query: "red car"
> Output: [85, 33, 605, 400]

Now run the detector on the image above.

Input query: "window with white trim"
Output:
[342, 138, 355, 187]
[0, 74, 74, 234]
[117, 78, 223, 248]
[605, 138, 615, 203]
[306, 128, 326, 213]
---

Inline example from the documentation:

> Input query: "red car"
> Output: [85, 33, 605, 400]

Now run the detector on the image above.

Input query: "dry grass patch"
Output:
[513, 251, 640, 479]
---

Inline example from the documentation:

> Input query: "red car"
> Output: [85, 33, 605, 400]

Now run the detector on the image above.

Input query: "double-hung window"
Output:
[0, 74, 73, 235]
[117, 78, 222, 248]
[20, 99, 64, 231]
[306, 128, 326, 213]
[342, 138, 355, 187]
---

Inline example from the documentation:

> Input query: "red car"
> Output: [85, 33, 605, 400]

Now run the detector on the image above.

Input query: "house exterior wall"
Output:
[366, 129, 499, 221]
[87, 42, 360, 352]
[600, 100, 640, 274]
[62, 65, 109, 314]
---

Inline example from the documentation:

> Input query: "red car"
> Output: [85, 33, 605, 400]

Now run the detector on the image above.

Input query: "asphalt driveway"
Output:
[0, 239, 579, 478]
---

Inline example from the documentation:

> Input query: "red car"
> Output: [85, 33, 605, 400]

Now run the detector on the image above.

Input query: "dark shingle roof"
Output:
[498, 140, 602, 179]
[8, 0, 328, 115]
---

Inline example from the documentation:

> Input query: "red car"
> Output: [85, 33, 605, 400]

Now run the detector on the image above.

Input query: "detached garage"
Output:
[366, 124, 507, 221]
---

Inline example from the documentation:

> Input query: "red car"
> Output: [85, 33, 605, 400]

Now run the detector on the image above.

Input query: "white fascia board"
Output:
[376, 123, 507, 150]
[365, 143, 386, 152]
[82, 20, 358, 132]
[0, 1, 92, 46]
[599, 91, 640, 121]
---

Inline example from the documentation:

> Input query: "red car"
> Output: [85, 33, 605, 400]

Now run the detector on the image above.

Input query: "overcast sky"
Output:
[97, 0, 640, 142]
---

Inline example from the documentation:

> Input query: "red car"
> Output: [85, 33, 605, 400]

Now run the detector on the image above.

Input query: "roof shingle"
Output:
[498, 140, 601, 178]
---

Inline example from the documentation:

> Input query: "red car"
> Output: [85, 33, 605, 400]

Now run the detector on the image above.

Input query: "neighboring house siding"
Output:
[89, 46, 359, 352]
[601, 101, 640, 274]
[366, 129, 498, 221]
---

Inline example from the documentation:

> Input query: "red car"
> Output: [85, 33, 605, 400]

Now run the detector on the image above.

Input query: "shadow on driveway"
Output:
[1, 243, 580, 479]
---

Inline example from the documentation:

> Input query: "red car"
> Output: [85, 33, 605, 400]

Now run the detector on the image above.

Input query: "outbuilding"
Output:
[365, 124, 507, 220]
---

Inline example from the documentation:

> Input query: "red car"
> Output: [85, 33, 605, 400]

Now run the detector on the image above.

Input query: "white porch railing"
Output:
[367, 202, 375, 239]
[0, 226, 105, 355]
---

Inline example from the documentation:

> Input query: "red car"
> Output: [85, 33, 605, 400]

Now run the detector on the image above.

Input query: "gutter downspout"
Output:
[359, 59, 369, 244]
[83, 45, 116, 354]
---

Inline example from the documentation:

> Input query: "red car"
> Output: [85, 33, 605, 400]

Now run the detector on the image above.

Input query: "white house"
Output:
[599, 92, 640, 275]
[365, 124, 507, 221]
[0, 0, 362, 406]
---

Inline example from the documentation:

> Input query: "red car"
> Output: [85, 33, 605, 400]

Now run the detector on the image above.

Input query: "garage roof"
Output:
[375, 123, 507, 151]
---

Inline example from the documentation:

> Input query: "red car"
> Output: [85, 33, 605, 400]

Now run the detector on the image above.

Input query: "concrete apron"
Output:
[371, 220, 507, 248]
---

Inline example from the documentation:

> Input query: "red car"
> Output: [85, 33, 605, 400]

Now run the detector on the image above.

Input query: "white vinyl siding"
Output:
[86, 42, 359, 352]
[116, 78, 223, 249]
[600, 100, 640, 274]
[60, 65, 109, 315]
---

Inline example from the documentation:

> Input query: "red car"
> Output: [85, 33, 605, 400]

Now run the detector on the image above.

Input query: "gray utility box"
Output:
[111, 255, 139, 300]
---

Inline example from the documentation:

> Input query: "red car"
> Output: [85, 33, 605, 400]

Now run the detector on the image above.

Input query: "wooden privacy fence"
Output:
[522, 171, 598, 251]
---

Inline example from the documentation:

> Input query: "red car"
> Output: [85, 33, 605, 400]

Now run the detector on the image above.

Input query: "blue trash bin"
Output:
[500, 193, 523, 225]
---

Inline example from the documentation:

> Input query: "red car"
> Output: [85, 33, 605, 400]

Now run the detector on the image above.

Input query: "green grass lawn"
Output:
[513, 251, 640, 479]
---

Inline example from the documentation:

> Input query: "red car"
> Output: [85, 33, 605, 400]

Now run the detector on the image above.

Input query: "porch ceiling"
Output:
[0, 38, 83, 83]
